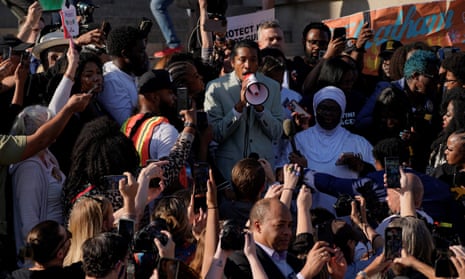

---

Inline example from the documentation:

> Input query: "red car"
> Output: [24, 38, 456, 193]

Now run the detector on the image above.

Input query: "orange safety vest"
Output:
[121, 114, 188, 188]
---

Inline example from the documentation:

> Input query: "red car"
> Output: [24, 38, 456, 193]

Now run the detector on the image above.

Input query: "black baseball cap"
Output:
[138, 69, 173, 94]
[379, 40, 403, 59]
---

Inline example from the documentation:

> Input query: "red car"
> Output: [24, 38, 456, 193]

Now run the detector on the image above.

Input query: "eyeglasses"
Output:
[51, 229, 72, 256]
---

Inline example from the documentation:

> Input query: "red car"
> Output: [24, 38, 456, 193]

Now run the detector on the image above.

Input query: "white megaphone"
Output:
[244, 73, 269, 105]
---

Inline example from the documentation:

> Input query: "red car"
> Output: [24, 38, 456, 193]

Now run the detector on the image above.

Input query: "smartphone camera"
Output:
[176, 87, 191, 113]
[118, 218, 135, 245]
[315, 221, 334, 247]
[385, 156, 401, 188]
[102, 175, 127, 191]
[384, 227, 402, 260]
[193, 162, 210, 213]
[333, 27, 346, 41]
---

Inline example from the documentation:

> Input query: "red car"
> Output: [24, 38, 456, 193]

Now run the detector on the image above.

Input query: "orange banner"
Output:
[323, 1, 464, 75]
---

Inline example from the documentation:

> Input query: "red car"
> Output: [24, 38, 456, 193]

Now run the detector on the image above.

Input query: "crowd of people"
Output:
[1, 0, 465, 278]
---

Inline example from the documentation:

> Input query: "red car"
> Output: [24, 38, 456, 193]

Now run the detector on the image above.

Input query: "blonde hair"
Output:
[64, 196, 111, 266]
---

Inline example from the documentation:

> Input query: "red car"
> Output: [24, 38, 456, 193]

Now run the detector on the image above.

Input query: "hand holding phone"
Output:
[176, 87, 191, 113]
[118, 218, 135, 244]
[287, 100, 310, 118]
[384, 227, 402, 260]
[102, 175, 127, 191]
[385, 157, 401, 188]
[193, 162, 209, 212]
[333, 27, 347, 41]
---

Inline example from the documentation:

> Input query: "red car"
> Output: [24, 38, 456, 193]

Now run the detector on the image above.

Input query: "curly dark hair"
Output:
[82, 233, 128, 278]
[430, 87, 465, 156]
[389, 41, 431, 80]
[63, 117, 140, 213]
[441, 52, 465, 85]
[106, 26, 144, 57]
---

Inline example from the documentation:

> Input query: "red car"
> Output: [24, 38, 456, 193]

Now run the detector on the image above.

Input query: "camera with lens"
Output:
[220, 219, 245, 251]
[133, 218, 169, 254]
[333, 194, 359, 217]
[76, 2, 97, 25]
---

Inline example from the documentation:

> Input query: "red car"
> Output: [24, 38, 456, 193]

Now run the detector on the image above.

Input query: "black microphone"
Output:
[283, 119, 300, 155]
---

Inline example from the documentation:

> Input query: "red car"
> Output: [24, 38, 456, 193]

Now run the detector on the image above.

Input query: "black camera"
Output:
[333, 194, 358, 217]
[133, 218, 169, 254]
[220, 219, 245, 250]
[76, 2, 97, 25]
[139, 17, 153, 39]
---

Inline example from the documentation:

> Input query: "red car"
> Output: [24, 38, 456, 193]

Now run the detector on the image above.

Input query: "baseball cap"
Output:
[138, 69, 173, 94]
[379, 40, 403, 59]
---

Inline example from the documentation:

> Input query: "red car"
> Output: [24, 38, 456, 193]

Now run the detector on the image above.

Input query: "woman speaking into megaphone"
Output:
[204, 40, 284, 182]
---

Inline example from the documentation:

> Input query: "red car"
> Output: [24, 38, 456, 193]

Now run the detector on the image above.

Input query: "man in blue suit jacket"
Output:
[204, 40, 283, 181]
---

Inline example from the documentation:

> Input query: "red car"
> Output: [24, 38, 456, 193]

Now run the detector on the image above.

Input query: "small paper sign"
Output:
[60, 4, 79, 38]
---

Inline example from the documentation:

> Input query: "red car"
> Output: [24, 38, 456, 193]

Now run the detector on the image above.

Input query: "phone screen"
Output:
[385, 157, 401, 188]
[384, 227, 402, 260]
[118, 218, 135, 244]
[102, 175, 127, 191]
[193, 162, 209, 212]
[176, 87, 190, 112]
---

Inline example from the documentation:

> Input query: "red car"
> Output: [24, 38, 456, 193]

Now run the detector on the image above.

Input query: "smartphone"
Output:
[193, 162, 209, 196]
[333, 27, 346, 41]
[363, 10, 371, 28]
[118, 218, 135, 244]
[315, 222, 334, 247]
[2, 47, 12, 60]
[203, 18, 227, 33]
[384, 227, 402, 260]
[157, 258, 200, 279]
[101, 21, 112, 37]
[286, 100, 310, 118]
[176, 87, 191, 112]
[102, 175, 127, 191]
[193, 162, 209, 212]
[434, 237, 459, 277]
[385, 157, 401, 188]
[20, 51, 30, 64]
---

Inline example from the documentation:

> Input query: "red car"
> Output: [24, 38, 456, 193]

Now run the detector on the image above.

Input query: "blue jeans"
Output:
[150, 0, 180, 48]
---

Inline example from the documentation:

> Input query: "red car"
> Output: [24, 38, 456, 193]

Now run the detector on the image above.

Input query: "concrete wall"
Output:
[0, 0, 436, 56]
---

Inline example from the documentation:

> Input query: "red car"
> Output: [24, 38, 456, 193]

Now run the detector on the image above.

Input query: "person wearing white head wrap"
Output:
[312, 86, 346, 116]
[286, 86, 375, 215]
